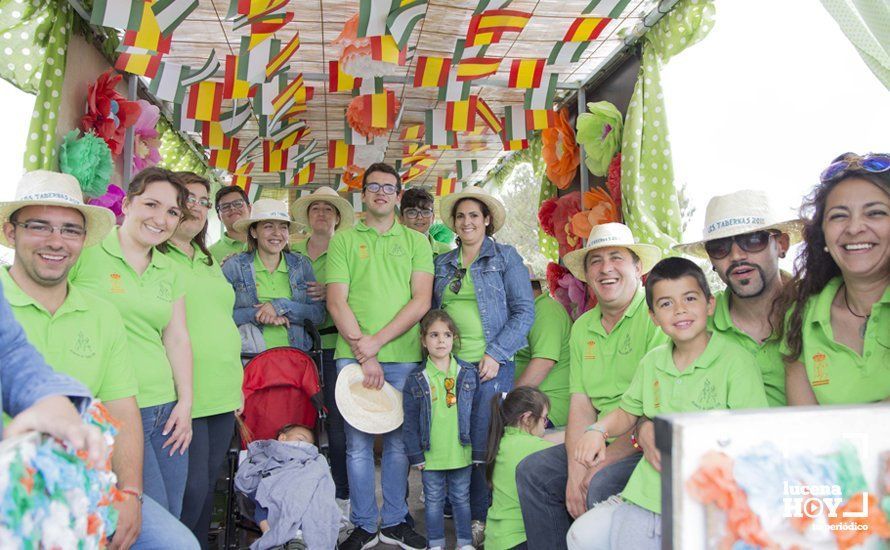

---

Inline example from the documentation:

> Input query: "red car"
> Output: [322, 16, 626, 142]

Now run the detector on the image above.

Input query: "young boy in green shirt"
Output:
[566, 257, 768, 550]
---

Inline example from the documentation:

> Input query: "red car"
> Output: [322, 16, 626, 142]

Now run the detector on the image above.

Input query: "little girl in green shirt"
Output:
[485, 386, 554, 550]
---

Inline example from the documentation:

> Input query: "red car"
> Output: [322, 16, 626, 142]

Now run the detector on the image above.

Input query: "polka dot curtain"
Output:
[156, 115, 211, 176]
[620, 0, 715, 256]
[819, 0, 890, 90]
[0, 0, 72, 171]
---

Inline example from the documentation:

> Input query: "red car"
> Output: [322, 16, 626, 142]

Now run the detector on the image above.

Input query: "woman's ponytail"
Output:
[485, 392, 507, 487]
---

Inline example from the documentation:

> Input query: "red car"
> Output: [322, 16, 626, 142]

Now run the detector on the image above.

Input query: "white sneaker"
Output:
[428, 547, 444, 550]
[471, 520, 485, 547]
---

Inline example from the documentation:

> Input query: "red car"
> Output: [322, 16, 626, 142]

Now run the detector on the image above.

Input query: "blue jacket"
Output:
[402, 358, 487, 466]
[0, 281, 91, 440]
[432, 238, 535, 363]
[222, 251, 326, 352]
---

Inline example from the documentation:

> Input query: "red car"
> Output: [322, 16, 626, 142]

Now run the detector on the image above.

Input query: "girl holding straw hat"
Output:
[221, 199, 326, 353]
[432, 185, 535, 542]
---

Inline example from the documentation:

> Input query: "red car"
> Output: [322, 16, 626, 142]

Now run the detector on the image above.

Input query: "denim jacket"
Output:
[432, 238, 535, 363]
[0, 281, 91, 440]
[402, 358, 487, 466]
[221, 251, 326, 352]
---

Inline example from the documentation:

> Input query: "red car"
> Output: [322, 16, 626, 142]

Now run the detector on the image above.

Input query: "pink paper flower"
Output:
[88, 184, 125, 225]
[132, 100, 161, 173]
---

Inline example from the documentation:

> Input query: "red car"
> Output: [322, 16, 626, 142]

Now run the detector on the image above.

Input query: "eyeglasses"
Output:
[403, 207, 433, 219]
[704, 230, 777, 260]
[217, 199, 246, 213]
[364, 183, 399, 195]
[449, 267, 467, 294]
[820, 153, 890, 183]
[11, 221, 86, 240]
[444, 377, 457, 408]
[187, 196, 213, 209]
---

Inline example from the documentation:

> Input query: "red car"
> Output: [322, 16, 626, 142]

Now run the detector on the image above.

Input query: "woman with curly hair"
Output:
[782, 153, 890, 405]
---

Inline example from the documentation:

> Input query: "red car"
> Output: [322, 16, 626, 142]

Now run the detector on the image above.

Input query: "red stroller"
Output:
[222, 331, 328, 549]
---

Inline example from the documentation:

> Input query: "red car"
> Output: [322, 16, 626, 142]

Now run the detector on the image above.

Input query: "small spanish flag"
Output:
[187, 81, 223, 122]
[201, 122, 231, 149]
[223, 55, 255, 100]
[436, 176, 462, 197]
[120, 3, 169, 53]
[401, 165, 428, 185]
[502, 137, 530, 151]
[291, 163, 316, 186]
[508, 58, 545, 89]
[232, 173, 252, 191]
[360, 90, 397, 129]
[266, 31, 300, 80]
[525, 109, 558, 130]
[262, 140, 289, 172]
[465, 9, 531, 47]
[445, 98, 478, 132]
[327, 140, 355, 169]
[272, 74, 305, 117]
[413, 56, 451, 88]
[115, 50, 164, 78]
[476, 97, 503, 134]
[210, 141, 240, 172]
[329, 60, 362, 92]
[369, 35, 407, 65]
[400, 124, 425, 141]
[563, 17, 610, 42]
[455, 57, 501, 82]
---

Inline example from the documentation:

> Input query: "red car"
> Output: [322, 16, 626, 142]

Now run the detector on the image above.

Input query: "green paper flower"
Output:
[576, 101, 623, 177]
[429, 222, 454, 244]
[58, 130, 113, 198]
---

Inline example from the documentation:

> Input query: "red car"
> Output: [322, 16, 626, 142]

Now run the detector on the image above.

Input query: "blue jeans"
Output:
[422, 466, 472, 548]
[336, 359, 418, 532]
[141, 402, 189, 519]
[181, 412, 235, 548]
[322, 348, 349, 499]
[129, 494, 200, 549]
[471, 360, 515, 521]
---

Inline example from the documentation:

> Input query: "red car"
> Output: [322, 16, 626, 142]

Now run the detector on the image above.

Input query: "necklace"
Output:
[842, 284, 871, 339]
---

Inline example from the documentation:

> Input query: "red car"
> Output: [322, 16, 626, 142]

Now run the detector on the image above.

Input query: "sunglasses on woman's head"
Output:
[449, 268, 467, 294]
[704, 230, 777, 260]
[820, 153, 890, 183]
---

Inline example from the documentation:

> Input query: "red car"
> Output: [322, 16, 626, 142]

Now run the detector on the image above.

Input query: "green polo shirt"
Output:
[0, 267, 136, 402]
[709, 291, 786, 407]
[69, 227, 185, 408]
[326, 220, 434, 363]
[485, 427, 554, 550]
[253, 253, 291, 349]
[783, 277, 890, 405]
[441, 251, 486, 363]
[430, 234, 453, 257]
[166, 245, 243, 418]
[619, 331, 768, 514]
[292, 239, 338, 350]
[423, 357, 472, 470]
[514, 293, 572, 426]
[209, 232, 248, 264]
[569, 289, 668, 416]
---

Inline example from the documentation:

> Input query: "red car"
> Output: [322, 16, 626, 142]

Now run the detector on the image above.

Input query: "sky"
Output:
[1, 0, 888, 264]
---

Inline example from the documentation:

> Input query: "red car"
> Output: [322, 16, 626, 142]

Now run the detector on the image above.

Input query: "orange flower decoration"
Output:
[569, 187, 620, 239]
[343, 165, 365, 190]
[541, 108, 580, 189]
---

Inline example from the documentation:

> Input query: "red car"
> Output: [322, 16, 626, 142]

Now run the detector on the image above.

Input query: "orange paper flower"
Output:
[541, 108, 580, 189]
[343, 165, 365, 190]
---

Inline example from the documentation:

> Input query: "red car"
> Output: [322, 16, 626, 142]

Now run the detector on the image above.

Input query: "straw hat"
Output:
[289, 187, 354, 230]
[0, 170, 116, 247]
[335, 363, 404, 434]
[233, 198, 297, 234]
[563, 222, 662, 282]
[673, 190, 803, 258]
[439, 185, 506, 234]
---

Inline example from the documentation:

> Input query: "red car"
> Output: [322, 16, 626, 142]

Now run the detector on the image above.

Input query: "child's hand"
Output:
[637, 420, 661, 472]
[574, 429, 607, 468]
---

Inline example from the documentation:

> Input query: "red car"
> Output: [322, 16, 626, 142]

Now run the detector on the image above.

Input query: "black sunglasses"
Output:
[449, 268, 468, 294]
[704, 230, 778, 260]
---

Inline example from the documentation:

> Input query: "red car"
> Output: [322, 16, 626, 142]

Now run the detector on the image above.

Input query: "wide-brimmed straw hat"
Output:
[289, 187, 354, 230]
[439, 185, 506, 234]
[233, 198, 296, 234]
[0, 170, 116, 247]
[563, 222, 662, 282]
[335, 363, 403, 434]
[673, 190, 803, 258]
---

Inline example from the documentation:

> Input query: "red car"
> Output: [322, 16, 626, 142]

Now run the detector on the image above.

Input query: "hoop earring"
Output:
[823, 246, 829, 252]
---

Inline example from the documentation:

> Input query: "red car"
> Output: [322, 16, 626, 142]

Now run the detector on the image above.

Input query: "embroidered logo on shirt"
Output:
[157, 281, 173, 302]
[71, 331, 96, 359]
[653, 380, 661, 409]
[389, 243, 406, 256]
[692, 379, 719, 410]
[109, 273, 125, 294]
[618, 334, 632, 355]
[358, 243, 370, 260]
[812, 353, 830, 386]
[584, 340, 596, 359]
